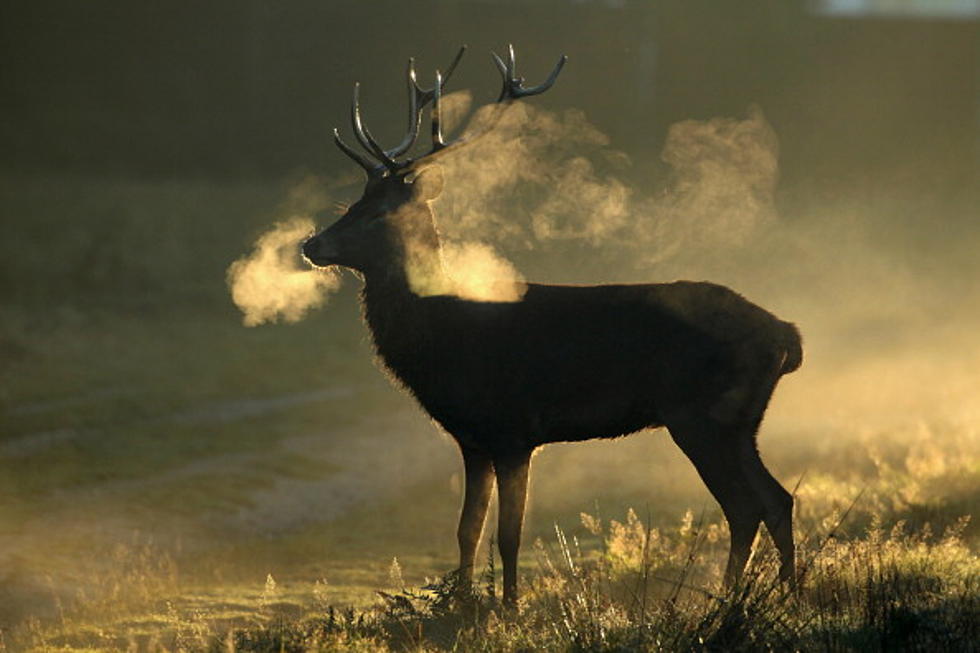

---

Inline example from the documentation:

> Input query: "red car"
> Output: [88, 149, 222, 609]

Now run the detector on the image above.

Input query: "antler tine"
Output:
[385, 59, 422, 159]
[333, 128, 383, 177]
[442, 44, 467, 86]
[431, 70, 446, 151]
[493, 44, 567, 101]
[350, 83, 399, 171]
[349, 83, 372, 154]
[514, 54, 567, 98]
[491, 50, 510, 100]
[386, 46, 467, 160]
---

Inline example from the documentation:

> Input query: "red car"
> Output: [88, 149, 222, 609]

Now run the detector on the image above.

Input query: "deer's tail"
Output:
[779, 321, 804, 375]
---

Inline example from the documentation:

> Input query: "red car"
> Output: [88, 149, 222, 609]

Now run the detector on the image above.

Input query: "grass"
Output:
[3, 413, 975, 650]
[14, 501, 975, 651]
[0, 173, 977, 650]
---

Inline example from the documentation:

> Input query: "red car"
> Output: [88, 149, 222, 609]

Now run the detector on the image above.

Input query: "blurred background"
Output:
[0, 0, 977, 638]
[1, 0, 976, 184]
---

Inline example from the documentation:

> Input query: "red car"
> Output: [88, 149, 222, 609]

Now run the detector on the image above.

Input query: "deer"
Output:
[301, 45, 803, 605]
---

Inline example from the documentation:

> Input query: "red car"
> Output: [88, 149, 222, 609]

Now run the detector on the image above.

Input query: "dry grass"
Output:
[142, 503, 976, 652]
[7, 423, 976, 651]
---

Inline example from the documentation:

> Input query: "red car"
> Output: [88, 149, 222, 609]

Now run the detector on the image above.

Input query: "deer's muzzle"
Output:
[301, 235, 337, 267]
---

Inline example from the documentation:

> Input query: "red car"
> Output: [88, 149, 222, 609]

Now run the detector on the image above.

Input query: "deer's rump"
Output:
[387, 280, 800, 455]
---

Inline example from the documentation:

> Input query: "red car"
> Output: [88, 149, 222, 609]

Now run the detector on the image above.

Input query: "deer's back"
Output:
[371, 280, 797, 454]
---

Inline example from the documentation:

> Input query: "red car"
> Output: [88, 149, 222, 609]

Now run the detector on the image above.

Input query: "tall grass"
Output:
[6, 416, 973, 651]
[207, 507, 977, 652]
[16, 503, 972, 651]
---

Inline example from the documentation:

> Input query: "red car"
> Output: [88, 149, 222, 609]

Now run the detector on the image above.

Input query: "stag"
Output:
[302, 45, 802, 604]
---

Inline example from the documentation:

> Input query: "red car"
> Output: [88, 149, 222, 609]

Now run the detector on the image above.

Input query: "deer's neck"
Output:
[360, 246, 449, 380]
[361, 268, 423, 325]
[361, 241, 449, 306]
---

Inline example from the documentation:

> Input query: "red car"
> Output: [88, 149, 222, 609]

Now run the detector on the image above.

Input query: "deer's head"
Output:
[302, 45, 565, 281]
[301, 167, 445, 276]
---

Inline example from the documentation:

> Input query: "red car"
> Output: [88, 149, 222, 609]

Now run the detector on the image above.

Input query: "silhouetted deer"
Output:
[302, 45, 802, 604]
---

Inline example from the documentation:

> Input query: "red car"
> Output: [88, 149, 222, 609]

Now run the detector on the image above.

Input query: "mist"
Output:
[433, 101, 778, 265]
[227, 216, 341, 326]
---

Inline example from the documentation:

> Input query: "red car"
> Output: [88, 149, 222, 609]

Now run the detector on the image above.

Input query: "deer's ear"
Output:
[410, 166, 444, 201]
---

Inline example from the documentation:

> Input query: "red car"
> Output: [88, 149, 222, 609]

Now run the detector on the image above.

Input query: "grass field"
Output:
[0, 175, 977, 651]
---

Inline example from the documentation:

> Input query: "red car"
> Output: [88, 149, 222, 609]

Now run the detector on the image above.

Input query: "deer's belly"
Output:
[532, 392, 663, 445]
[417, 381, 663, 454]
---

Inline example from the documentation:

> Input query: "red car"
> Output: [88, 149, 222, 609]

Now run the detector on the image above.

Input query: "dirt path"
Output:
[0, 387, 459, 624]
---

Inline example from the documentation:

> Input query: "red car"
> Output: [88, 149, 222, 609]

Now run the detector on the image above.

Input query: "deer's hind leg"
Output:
[667, 416, 766, 587]
[456, 446, 495, 585]
[732, 363, 796, 584]
[711, 354, 796, 585]
[738, 435, 795, 583]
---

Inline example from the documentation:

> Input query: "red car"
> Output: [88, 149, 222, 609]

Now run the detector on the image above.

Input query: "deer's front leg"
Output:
[457, 446, 494, 584]
[494, 450, 532, 606]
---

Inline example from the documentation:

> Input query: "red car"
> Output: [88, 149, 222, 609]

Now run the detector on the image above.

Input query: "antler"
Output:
[492, 44, 567, 101]
[391, 46, 466, 158]
[334, 44, 567, 177]
[424, 44, 566, 161]
[334, 46, 466, 178]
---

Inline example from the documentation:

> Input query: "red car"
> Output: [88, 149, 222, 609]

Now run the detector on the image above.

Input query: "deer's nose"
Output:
[301, 237, 316, 260]
[301, 236, 330, 265]
[302, 234, 341, 266]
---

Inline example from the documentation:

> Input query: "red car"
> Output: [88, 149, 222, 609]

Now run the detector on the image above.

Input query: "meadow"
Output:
[0, 174, 977, 651]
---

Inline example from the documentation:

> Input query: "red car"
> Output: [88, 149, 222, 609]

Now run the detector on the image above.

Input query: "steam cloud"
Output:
[434, 102, 779, 272]
[402, 101, 780, 306]
[227, 216, 340, 326]
[439, 240, 527, 302]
